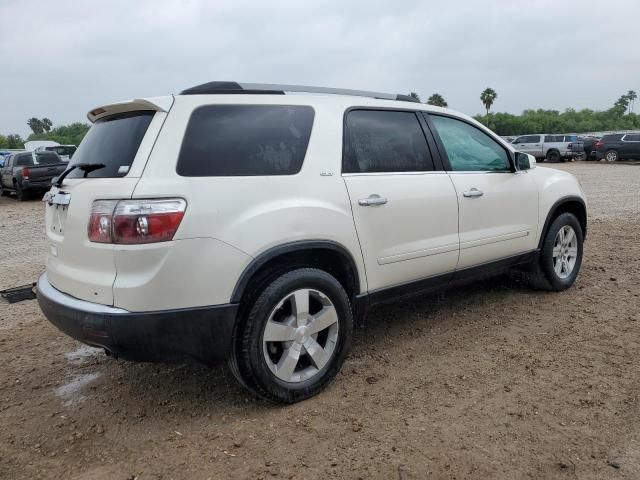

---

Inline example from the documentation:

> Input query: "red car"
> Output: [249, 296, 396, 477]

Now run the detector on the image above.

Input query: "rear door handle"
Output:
[358, 194, 388, 206]
[463, 188, 484, 198]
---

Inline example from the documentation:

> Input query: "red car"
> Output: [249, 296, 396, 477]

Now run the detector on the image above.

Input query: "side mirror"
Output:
[515, 152, 536, 170]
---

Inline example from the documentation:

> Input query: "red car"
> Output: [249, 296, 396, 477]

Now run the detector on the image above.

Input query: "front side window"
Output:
[624, 134, 640, 142]
[430, 115, 511, 172]
[177, 105, 314, 176]
[343, 110, 434, 173]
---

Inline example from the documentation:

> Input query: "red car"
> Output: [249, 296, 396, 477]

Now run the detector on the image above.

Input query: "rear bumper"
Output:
[37, 273, 238, 364]
[22, 179, 53, 190]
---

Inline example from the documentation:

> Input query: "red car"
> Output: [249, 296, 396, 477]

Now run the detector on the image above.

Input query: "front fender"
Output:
[531, 167, 587, 246]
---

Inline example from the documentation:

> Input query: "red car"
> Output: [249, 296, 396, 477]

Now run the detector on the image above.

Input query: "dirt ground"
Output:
[1, 162, 639, 480]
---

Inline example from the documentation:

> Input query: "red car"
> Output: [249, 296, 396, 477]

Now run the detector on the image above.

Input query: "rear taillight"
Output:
[567, 143, 573, 150]
[595, 141, 603, 149]
[88, 199, 186, 244]
[22, 167, 29, 179]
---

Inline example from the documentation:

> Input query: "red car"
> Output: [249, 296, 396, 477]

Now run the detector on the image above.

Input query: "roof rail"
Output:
[180, 81, 421, 103]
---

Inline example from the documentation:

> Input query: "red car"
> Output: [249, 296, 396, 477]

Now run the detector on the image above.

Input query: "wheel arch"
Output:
[538, 196, 587, 249]
[231, 240, 362, 305]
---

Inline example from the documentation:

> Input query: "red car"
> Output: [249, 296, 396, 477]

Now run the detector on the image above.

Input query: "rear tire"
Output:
[529, 212, 583, 291]
[605, 150, 619, 162]
[15, 183, 29, 201]
[0, 183, 8, 197]
[546, 150, 561, 163]
[229, 268, 353, 403]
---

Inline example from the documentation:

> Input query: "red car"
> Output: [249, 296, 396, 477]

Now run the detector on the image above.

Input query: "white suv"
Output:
[38, 82, 587, 403]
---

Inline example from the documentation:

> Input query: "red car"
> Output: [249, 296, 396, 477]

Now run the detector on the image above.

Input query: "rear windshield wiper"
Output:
[53, 163, 106, 187]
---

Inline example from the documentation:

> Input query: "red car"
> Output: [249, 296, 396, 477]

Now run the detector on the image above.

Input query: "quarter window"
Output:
[177, 105, 314, 176]
[343, 110, 434, 173]
[430, 115, 511, 172]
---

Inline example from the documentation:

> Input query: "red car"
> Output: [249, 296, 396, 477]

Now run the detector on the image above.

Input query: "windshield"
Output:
[66, 111, 154, 178]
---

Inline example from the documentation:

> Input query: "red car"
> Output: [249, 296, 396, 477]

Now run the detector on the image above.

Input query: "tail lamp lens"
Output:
[22, 167, 30, 179]
[88, 200, 118, 243]
[88, 199, 186, 244]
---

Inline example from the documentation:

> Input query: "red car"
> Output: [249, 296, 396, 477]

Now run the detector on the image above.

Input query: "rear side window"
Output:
[66, 111, 154, 178]
[545, 135, 563, 142]
[177, 105, 314, 176]
[624, 134, 640, 141]
[343, 110, 434, 173]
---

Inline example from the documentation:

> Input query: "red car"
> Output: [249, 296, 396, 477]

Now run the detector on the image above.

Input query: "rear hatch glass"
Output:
[66, 111, 154, 178]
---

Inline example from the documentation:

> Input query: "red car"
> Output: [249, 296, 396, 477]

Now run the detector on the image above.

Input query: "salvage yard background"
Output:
[1, 162, 639, 479]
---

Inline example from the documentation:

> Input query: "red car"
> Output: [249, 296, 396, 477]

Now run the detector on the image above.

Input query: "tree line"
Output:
[409, 89, 640, 136]
[2, 90, 640, 149]
[0, 118, 90, 149]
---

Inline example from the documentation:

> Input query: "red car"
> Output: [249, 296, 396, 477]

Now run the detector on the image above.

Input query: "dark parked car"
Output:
[578, 137, 600, 160]
[0, 151, 67, 200]
[595, 133, 640, 162]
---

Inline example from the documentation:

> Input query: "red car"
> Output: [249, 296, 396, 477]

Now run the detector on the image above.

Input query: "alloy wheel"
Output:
[552, 225, 578, 279]
[262, 288, 339, 383]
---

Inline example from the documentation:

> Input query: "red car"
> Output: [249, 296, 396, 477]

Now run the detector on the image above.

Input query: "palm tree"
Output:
[480, 88, 498, 126]
[27, 117, 44, 135]
[408, 92, 421, 102]
[627, 90, 637, 114]
[42, 118, 53, 133]
[427, 93, 448, 107]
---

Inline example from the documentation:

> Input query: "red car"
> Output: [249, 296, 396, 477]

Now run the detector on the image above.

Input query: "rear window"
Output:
[177, 105, 315, 176]
[66, 111, 154, 178]
[47, 146, 76, 156]
[14, 154, 34, 166]
[34, 152, 62, 165]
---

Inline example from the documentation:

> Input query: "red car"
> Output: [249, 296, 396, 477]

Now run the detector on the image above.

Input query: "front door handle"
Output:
[463, 188, 484, 198]
[358, 194, 388, 206]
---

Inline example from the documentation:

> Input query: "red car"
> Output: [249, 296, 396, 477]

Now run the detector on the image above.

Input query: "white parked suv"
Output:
[38, 82, 587, 403]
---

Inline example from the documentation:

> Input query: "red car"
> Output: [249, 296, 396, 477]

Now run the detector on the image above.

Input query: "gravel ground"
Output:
[1, 162, 639, 479]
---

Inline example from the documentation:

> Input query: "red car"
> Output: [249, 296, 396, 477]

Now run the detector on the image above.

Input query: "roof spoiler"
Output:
[87, 96, 174, 123]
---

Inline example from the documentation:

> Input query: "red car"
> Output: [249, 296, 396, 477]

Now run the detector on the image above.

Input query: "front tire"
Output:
[229, 268, 353, 403]
[529, 212, 583, 291]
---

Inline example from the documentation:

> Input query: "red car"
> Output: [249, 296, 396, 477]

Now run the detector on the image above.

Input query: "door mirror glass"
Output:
[516, 152, 535, 170]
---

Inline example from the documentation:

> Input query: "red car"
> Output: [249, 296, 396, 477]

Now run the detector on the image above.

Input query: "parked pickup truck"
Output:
[511, 134, 584, 162]
[0, 151, 66, 200]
